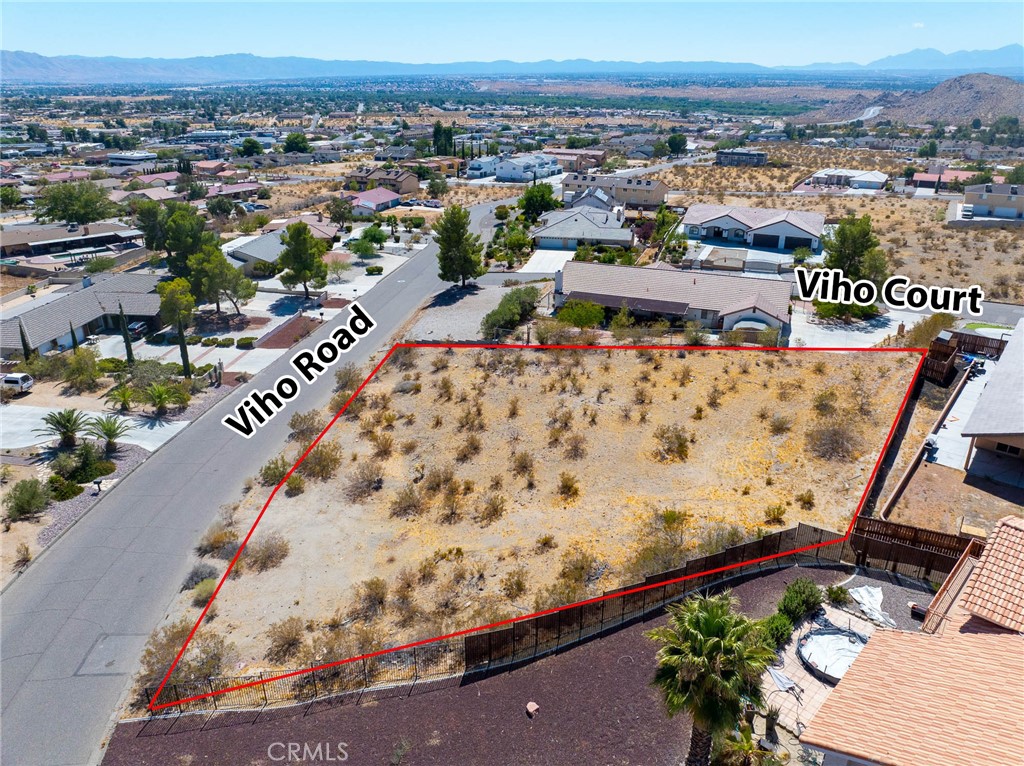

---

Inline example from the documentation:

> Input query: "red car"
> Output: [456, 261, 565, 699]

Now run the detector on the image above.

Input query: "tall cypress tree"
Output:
[177, 318, 191, 378]
[18, 321, 33, 360]
[118, 303, 135, 365]
[69, 321, 80, 351]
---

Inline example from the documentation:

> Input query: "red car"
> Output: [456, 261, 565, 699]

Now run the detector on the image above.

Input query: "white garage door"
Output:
[994, 207, 1019, 219]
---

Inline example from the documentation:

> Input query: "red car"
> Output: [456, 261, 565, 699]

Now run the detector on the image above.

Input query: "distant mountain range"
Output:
[2, 45, 1022, 84]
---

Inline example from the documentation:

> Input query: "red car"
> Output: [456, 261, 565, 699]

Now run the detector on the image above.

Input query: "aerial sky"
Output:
[3, 1, 1022, 65]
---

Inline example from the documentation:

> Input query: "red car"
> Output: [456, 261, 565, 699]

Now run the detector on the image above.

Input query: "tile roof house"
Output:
[262, 214, 340, 241]
[109, 187, 185, 204]
[531, 208, 634, 250]
[566, 187, 619, 211]
[555, 260, 791, 330]
[0, 273, 162, 356]
[682, 203, 825, 252]
[344, 167, 419, 195]
[799, 516, 1024, 766]
[342, 188, 401, 217]
[225, 232, 286, 275]
[0, 222, 142, 259]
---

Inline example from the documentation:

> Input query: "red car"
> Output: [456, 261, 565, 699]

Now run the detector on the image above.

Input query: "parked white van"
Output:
[1, 373, 34, 394]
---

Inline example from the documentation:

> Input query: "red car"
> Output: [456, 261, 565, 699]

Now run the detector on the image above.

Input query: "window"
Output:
[995, 442, 1022, 456]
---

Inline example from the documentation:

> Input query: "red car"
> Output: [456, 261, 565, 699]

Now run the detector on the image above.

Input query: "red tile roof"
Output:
[963, 516, 1024, 632]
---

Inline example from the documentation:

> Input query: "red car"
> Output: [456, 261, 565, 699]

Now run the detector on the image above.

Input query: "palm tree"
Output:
[721, 724, 778, 766]
[141, 383, 174, 417]
[86, 415, 133, 453]
[35, 408, 89, 449]
[105, 385, 135, 413]
[645, 592, 775, 766]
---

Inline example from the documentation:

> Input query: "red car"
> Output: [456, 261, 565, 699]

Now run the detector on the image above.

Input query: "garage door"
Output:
[994, 207, 1019, 219]
[751, 234, 779, 248]
[784, 236, 813, 250]
[538, 237, 575, 250]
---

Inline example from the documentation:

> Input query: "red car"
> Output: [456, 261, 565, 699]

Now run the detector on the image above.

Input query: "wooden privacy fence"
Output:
[148, 519, 980, 713]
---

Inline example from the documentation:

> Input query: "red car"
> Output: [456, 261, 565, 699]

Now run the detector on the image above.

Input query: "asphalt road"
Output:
[0, 240, 448, 765]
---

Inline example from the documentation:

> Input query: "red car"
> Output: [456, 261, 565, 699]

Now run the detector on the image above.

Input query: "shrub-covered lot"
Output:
[154, 346, 920, 682]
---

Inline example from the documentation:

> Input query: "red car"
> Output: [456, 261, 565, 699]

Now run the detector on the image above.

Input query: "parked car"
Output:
[424, 200, 443, 209]
[127, 321, 149, 339]
[2, 373, 34, 394]
[253, 203, 270, 210]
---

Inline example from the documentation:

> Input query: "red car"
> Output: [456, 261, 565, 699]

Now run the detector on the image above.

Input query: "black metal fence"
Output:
[148, 518, 979, 713]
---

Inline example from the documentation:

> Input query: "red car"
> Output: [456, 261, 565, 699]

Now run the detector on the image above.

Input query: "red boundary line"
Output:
[149, 342, 927, 711]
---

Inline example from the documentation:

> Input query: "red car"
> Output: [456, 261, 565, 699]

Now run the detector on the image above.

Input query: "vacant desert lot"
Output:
[167, 347, 920, 677]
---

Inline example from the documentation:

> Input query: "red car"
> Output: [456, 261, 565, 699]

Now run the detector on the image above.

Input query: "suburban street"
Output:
[0, 233, 451, 765]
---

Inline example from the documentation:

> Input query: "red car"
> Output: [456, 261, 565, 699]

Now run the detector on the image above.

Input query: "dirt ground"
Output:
[0, 273, 42, 297]
[669, 192, 1024, 301]
[888, 462, 1024, 534]
[444, 183, 523, 208]
[653, 146, 904, 193]
[169, 347, 920, 676]
[0, 462, 49, 589]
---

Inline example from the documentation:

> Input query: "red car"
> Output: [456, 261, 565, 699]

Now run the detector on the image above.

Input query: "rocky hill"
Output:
[799, 73, 1024, 125]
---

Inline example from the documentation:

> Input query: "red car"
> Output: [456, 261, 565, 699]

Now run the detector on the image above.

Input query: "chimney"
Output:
[317, 212, 323, 223]
[83, 224, 90, 235]
[985, 184, 993, 193]
[82, 275, 92, 288]
[554, 270, 563, 294]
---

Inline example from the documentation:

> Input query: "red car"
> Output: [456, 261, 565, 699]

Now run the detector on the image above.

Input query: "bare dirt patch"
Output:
[169, 347, 920, 678]
[257, 315, 320, 349]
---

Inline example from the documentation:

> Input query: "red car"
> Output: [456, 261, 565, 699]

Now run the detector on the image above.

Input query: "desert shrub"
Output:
[370, 431, 395, 459]
[389, 345, 418, 371]
[48, 474, 84, 501]
[335, 363, 363, 391]
[757, 612, 795, 650]
[298, 441, 343, 479]
[355, 577, 388, 618]
[511, 451, 534, 477]
[812, 388, 839, 417]
[696, 524, 747, 556]
[778, 578, 824, 623]
[418, 557, 438, 584]
[285, 474, 306, 497]
[266, 616, 306, 662]
[259, 455, 291, 486]
[201, 337, 218, 347]
[49, 452, 80, 479]
[3, 479, 51, 520]
[67, 443, 115, 483]
[13, 542, 31, 569]
[764, 504, 786, 525]
[507, 396, 520, 418]
[138, 617, 233, 688]
[795, 490, 815, 510]
[196, 522, 238, 556]
[706, 384, 724, 409]
[347, 460, 384, 500]
[769, 415, 792, 435]
[288, 410, 326, 443]
[653, 423, 689, 461]
[244, 532, 290, 572]
[478, 493, 506, 525]
[557, 471, 580, 500]
[500, 566, 528, 600]
[454, 433, 482, 463]
[366, 265, 384, 276]
[182, 562, 218, 591]
[827, 585, 851, 606]
[216, 337, 235, 348]
[756, 406, 770, 421]
[807, 418, 861, 460]
[564, 432, 586, 460]
[480, 286, 540, 338]
[535, 534, 558, 553]
[422, 464, 456, 495]
[191, 578, 218, 607]
[97, 357, 129, 375]
[390, 483, 425, 518]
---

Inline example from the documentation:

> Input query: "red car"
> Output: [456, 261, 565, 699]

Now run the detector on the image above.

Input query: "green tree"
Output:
[503, 223, 532, 264]
[427, 177, 449, 199]
[361, 225, 388, 250]
[493, 205, 510, 222]
[84, 256, 117, 274]
[157, 278, 195, 377]
[609, 303, 635, 340]
[652, 140, 670, 159]
[558, 299, 605, 329]
[238, 137, 264, 157]
[187, 244, 240, 313]
[206, 195, 234, 219]
[283, 132, 311, 153]
[519, 183, 559, 221]
[0, 186, 21, 210]
[3, 479, 51, 521]
[1004, 164, 1024, 184]
[822, 214, 889, 289]
[435, 204, 485, 288]
[63, 348, 101, 392]
[325, 197, 353, 226]
[645, 593, 775, 766]
[35, 408, 90, 449]
[349, 238, 377, 260]
[277, 222, 328, 299]
[117, 303, 135, 365]
[164, 205, 215, 277]
[36, 181, 118, 224]
[667, 134, 688, 155]
[69, 321, 80, 352]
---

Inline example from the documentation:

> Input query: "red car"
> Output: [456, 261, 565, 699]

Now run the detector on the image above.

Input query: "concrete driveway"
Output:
[521, 248, 575, 273]
[1, 404, 188, 451]
[789, 305, 927, 348]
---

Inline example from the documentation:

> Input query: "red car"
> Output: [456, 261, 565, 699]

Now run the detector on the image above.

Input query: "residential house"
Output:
[494, 153, 561, 182]
[530, 207, 633, 250]
[566, 187, 619, 212]
[716, 149, 768, 167]
[962, 318, 1024, 464]
[0, 222, 143, 259]
[193, 160, 229, 177]
[466, 155, 501, 179]
[262, 213, 340, 241]
[0, 273, 162, 356]
[809, 168, 889, 189]
[962, 183, 1024, 220]
[561, 174, 668, 210]
[106, 150, 158, 166]
[41, 170, 91, 184]
[343, 167, 419, 195]
[682, 203, 825, 252]
[224, 232, 285, 276]
[911, 170, 1005, 190]
[555, 260, 791, 331]
[374, 146, 416, 162]
[544, 148, 606, 172]
[133, 171, 180, 187]
[109, 187, 185, 204]
[203, 182, 262, 200]
[800, 515, 1024, 766]
[626, 146, 656, 161]
[342, 188, 402, 217]
[312, 148, 342, 163]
